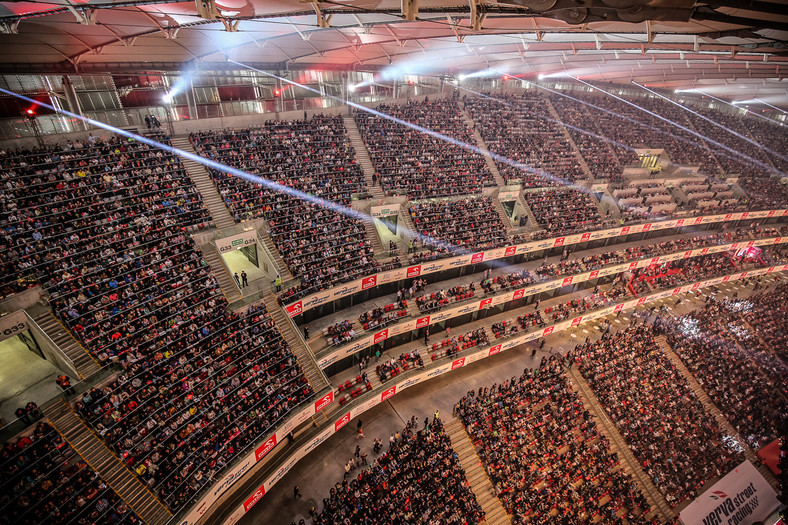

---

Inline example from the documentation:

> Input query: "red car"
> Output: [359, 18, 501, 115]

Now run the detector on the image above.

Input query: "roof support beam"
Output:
[468, 0, 486, 31]
[303, 1, 331, 28]
[401, 0, 418, 21]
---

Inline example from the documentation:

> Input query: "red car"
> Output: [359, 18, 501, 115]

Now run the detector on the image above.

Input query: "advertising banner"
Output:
[370, 204, 401, 218]
[679, 460, 779, 525]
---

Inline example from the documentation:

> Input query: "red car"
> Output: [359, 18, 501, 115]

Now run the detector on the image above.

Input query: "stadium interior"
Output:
[0, 0, 786, 524]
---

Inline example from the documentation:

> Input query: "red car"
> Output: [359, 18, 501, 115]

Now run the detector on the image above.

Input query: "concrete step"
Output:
[460, 108, 505, 187]
[201, 244, 242, 303]
[444, 419, 511, 524]
[32, 312, 102, 379]
[343, 116, 385, 198]
[44, 401, 172, 525]
[173, 136, 236, 230]
[260, 230, 294, 282]
[262, 292, 329, 394]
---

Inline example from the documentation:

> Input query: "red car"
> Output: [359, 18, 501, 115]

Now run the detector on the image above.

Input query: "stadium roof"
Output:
[0, 0, 787, 100]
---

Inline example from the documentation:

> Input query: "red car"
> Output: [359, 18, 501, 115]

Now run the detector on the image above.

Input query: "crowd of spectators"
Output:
[457, 357, 655, 524]
[544, 92, 632, 180]
[190, 116, 380, 299]
[73, 303, 313, 509]
[313, 416, 485, 524]
[408, 196, 509, 256]
[524, 188, 603, 236]
[464, 92, 586, 187]
[1, 422, 141, 525]
[571, 325, 743, 507]
[660, 296, 788, 450]
[354, 96, 494, 198]
[0, 136, 210, 301]
[358, 301, 408, 330]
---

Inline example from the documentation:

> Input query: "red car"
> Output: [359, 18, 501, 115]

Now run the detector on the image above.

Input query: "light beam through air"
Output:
[633, 82, 788, 164]
[573, 78, 785, 177]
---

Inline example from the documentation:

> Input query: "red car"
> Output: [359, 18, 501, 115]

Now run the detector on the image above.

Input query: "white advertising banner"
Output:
[679, 460, 779, 525]
[283, 209, 788, 317]
[215, 230, 258, 254]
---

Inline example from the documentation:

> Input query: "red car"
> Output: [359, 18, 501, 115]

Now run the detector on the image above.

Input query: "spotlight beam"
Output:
[633, 82, 788, 164]
[574, 78, 784, 177]
[754, 98, 788, 115]
[0, 87, 479, 267]
[698, 92, 778, 124]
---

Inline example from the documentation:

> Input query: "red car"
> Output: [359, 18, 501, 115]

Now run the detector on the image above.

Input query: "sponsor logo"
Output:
[692, 283, 701, 290]
[255, 435, 278, 462]
[457, 304, 477, 315]
[695, 217, 703, 224]
[244, 486, 266, 512]
[683, 250, 693, 259]
[488, 344, 502, 356]
[213, 460, 253, 497]
[642, 223, 651, 231]
[637, 297, 647, 305]
[767, 267, 775, 273]
[400, 377, 422, 389]
[701, 247, 709, 254]
[431, 311, 452, 322]
[319, 355, 338, 368]
[731, 243, 739, 250]
[428, 367, 449, 378]
[304, 433, 329, 454]
[620, 226, 630, 235]
[614, 303, 624, 312]
[562, 276, 573, 287]
[362, 276, 377, 290]
[471, 252, 485, 263]
[767, 210, 776, 217]
[722, 275, 732, 282]
[479, 298, 493, 310]
[542, 326, 554, 336]
[416, 316, 430, 328]
[589, 270, 599, 280]
[581, 232, 591, 242]
[407, 265, 421, 278]
[725, 214, 733, 221]
[739, 272, 748, 279]
[451, 358, 465, 370]
[554, 237, 565, 247]
[672, 287, 682, 295]
[512, 289, 525, 300]
[651, 257, 660, 265]
[504, 246, 517, 257]
[571, 317, 583, 327]
[591, 232, 604, 240]
[304, 296, 326, 308]
[333, 286, 356, 298]
[709, 490, 728, 501]
[774, 237, 782, 244]
[449, 258, 467, 268]
[334, 412, 351, 432]
[381, 386, 396, 402]
[676, 219, 685, 227]
[747, 241, 754, 247]
[314, 392, 334, 412]
[629, 262, 639, 270]
[422, 263, 443, 273]
[741, 212, 749, 219]
[285, 302, 303, 317]
[374, 329, 388, 344]
[537, 241, 551, 249]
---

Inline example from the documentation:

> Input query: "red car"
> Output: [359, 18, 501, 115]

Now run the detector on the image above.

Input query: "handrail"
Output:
[277, 208, 788, 314]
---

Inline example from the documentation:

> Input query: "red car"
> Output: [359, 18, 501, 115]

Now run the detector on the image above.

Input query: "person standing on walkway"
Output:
[234, 272, 241, 288]
[273, 274, 282, 292]
[356, 420, 364, 440]
[294, 485, 301, 499]
[304, 325, 309, 339]
[241, 270, 248, 288]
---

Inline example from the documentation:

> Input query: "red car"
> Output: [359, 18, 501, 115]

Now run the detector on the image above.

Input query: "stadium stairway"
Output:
[259, 228, 295, 282]
[43, 400, 173, 525]
[201, 243, 242, 303]
[567, 367, 674, 522]
[33, 311, 102, 380]
[655, 335, 779, 486]
[460, 109, 506, 187]
[170, 136, 236, 231]
[343, 116, 384, 199]
[444, 418, 511, 525]
[362, 210, 387, 259]
[492, 192, 513, 230]
[542, 98, 595, 180]
[517, 190, 541, 232]
[262, 292, 330, 394]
